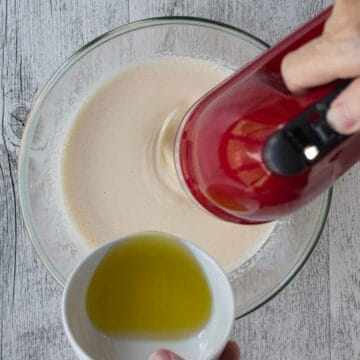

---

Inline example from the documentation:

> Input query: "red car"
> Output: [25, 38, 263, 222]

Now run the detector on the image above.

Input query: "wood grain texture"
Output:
[328, 164, 360, 360]
[0, 1, 129, 359]
[1, 0, 359, 359]
[129, 0, 329, 44]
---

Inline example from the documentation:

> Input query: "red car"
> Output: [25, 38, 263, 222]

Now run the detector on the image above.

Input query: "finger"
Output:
[325, 0, 360, 39]
[281, 36, 360, 93]
[327, 77, 360, 134]
[220, 341, 240, 360]
[149, 349, 184, 360]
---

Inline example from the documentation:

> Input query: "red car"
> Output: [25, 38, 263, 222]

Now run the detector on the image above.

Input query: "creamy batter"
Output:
[62, 57, 274, 273]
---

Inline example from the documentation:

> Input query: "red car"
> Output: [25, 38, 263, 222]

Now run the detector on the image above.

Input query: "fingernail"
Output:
[149, 350, 171, 360]
[327, 103, 357, 134]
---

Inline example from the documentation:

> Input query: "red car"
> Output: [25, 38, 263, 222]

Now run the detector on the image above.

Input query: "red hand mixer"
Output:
[175, 7, 360, 224]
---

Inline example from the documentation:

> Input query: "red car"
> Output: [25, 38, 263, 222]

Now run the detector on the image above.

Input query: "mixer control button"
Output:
[315, 103, 328, 114]
[311, 119, 339, 145]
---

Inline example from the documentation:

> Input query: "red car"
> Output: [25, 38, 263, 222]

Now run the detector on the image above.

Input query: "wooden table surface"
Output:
[1, 0, 360, 359]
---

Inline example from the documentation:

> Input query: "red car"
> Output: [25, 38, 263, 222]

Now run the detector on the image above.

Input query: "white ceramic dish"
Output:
[62, 232, 234, 360]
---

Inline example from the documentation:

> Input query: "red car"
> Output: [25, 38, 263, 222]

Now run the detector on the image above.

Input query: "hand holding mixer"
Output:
[175, 7, 360, 224]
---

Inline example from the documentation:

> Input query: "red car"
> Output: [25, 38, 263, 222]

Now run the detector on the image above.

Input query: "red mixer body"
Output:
[177, 7, 360, 224]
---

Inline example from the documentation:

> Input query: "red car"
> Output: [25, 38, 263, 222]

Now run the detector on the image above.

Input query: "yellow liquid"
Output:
[86, 232, 212, 339]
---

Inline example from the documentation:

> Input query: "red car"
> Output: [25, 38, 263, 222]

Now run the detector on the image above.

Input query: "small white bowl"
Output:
[62, 232, 234, 360]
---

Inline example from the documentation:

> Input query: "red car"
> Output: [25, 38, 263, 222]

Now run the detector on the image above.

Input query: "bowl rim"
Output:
[18, 16, 332, 320]
[235, 188, 332, 317]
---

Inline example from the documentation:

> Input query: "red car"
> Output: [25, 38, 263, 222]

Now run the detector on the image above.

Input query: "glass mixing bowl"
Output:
[18, 18, 331, 319]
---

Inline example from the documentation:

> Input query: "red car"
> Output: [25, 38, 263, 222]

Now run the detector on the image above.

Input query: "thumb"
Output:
[220, 341, 240, 360]
[149, 349, 184, 360]
[327, 78, 360, 134]
[149, 341, 241, 360]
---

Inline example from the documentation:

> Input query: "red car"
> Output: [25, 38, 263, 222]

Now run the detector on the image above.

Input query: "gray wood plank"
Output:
[0, 1, 128, 359]
[328, 164, 360, 360]
[129, 0, 327, 44]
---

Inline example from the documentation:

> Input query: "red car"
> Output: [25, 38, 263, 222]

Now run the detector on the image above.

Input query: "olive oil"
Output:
[86, 232, 212, 339]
